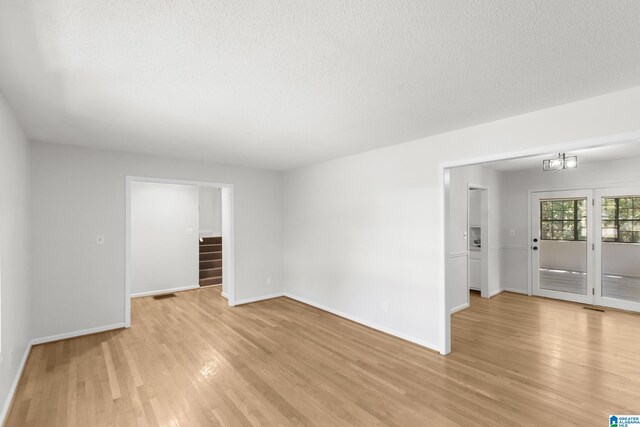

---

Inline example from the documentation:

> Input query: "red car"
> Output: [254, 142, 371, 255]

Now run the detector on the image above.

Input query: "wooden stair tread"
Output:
[199, 237, 222, 287]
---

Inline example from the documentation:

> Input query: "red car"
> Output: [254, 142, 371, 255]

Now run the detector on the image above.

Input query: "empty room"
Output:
[1, 1, 640, 426]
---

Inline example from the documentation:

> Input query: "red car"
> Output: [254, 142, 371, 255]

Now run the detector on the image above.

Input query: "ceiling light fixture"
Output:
[543, 153, 577, 172]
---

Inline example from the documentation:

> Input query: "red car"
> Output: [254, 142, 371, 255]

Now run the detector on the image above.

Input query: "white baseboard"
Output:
[501, 287, 529, 295]
[221, 292, 228, 299]
[0, 341, 32, 425]
[131, 285, 199, 299]
[490, 288, 528, 298]
[283, 293, 441, 354]
[31, 323, 126, 346]
[489, 288, 504, 297]
[450, 302, 470, 314]
[235, 292, 284, 306]
[1, 320, 126, 424]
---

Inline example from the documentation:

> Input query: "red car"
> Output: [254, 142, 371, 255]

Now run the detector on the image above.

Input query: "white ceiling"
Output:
[1, 1, 640, 170]
[481, 142, 640, 172]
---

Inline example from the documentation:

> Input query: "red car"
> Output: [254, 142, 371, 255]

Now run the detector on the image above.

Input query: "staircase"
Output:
[199, 236, 222, 286]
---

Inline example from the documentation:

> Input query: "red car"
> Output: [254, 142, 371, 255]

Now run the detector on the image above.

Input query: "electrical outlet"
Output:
[9, 349, 14, 366]
[266, 277, 272, 285]
[186, 227, 193, 235]
[509, 228, 516, 236]
[382, 302, 388, 313]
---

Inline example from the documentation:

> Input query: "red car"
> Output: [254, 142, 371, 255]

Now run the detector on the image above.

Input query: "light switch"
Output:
[509, 229, 516, 237]
[186, 227, 193, 235]
[96, 234, 105, 245]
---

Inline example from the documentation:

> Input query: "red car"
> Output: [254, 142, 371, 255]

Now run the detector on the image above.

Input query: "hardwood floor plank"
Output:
[6, 287, 640, 426]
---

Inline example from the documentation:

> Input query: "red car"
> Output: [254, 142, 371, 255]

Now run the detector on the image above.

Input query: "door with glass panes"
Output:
[531, 190, 594, 305]
[532, 188, 640, 312]
[594, 187, 640, 312]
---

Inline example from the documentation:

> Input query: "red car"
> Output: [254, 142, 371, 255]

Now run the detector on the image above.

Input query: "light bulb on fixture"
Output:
[543, 153, 577, 172]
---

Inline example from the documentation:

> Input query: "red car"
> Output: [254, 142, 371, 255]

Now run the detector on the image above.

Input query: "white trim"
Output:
[131, 285, 199, 299]
[221, 292, 228, 299]
[594, 186, 640, 313]
[530, 189, 595, 305]
[235, 292, 284, 306]
[0, 342, 32, 425]
[30, 323, 126, 346]
[450, 303, 470, 314]
[440, 168, 451, 355]
[125, 175, 237, 326]
[501, 245, 529, 251]
[440, 130, 640, 357]
[125, 178, 131, 327]
[448, 252, 468, 258]
[489, 288, 529, 298]
[220, 186, 236, 307]
[501, 287, 529, 295]
[1, 321, 126, 424]
[489, 288, 504, 297]
[284, 293, 441, 353]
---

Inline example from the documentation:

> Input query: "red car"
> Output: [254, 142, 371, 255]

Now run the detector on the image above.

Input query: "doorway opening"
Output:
[467, 186, 490, 300]
[125, 177, 236, 327]
[198, 187, 223, 288]
[442, 133, 640, 354]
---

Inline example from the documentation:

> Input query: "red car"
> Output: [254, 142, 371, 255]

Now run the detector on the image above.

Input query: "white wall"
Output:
[31, 142, 283, 339]
[0, 93, 31, 420]
[501, 155, 640, 293]
[131, 182, 199, 296]
[199, 187, 222, 236]
[284, 85, 640, 354]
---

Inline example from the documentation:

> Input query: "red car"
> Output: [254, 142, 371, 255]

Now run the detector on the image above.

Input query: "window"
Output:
[602, 197, 640, 243]
[540, 199, 587, 241]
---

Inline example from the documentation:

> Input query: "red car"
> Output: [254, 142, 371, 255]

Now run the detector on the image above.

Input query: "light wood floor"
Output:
[6, 288, 640, 426]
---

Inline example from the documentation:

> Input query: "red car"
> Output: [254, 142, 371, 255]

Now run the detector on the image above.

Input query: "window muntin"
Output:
[602, 196, 640, 243]
[540, 199, 587, 241]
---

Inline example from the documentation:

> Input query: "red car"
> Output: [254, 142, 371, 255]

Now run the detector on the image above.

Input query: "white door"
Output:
[531, 190, 595, 305]
[595, 187, 640, 312]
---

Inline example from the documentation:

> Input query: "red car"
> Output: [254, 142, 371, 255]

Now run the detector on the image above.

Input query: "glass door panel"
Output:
[531, 190, 594, 305]
[596, 189, 640, 312]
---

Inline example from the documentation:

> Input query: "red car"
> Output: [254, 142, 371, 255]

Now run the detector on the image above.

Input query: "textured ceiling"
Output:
[1, 1, 640, 170]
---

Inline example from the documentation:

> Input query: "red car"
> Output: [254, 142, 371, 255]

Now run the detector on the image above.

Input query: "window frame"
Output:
[540, 198, 587, 241]
[602, 196, 640, 243]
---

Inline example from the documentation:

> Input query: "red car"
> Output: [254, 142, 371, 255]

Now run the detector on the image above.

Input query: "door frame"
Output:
[125, 176, 236, 327]
[530, 189, 595, 305]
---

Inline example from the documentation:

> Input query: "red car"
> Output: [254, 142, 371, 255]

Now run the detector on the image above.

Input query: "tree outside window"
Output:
[602, 197, 640, 243]
[540, 199, 587, 241]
